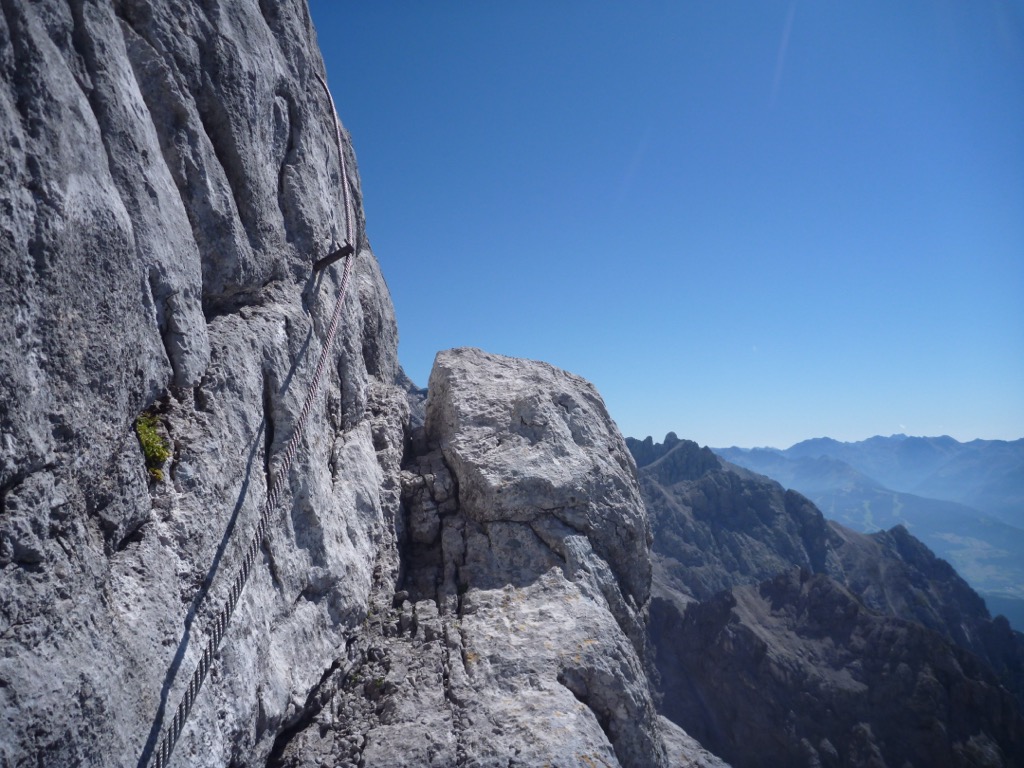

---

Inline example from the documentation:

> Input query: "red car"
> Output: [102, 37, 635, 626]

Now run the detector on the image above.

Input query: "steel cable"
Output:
[145, 71, 355, 768]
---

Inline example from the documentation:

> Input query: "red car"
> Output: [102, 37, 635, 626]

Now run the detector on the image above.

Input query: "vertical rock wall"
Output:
[0, 1, 405, 765]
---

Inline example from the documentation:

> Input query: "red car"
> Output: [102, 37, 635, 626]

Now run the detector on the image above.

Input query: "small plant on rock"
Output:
[135, 413, 170, 482]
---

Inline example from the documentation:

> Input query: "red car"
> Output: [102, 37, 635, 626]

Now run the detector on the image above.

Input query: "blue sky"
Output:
[310, 2, 1023, 448]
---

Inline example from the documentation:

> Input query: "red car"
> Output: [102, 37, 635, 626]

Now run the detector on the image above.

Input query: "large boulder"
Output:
[427, 348, 653, 645]
[273, 348, 675, 768]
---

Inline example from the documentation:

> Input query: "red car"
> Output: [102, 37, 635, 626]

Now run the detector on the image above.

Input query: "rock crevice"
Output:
[270, 348, 674, 767]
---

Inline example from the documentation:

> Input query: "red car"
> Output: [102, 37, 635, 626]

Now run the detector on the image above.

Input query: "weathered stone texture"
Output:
[0, 4, 688, 766]
[274, 348, 672, 768]
[0, 1, 404, 765]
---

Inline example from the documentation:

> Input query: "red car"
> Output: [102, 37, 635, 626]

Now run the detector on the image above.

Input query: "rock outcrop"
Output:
[1, 1, 406, 765]
[10, 1, 1020, 767]
[633, 434, 1024, 768]
[272, 348, 671, 767]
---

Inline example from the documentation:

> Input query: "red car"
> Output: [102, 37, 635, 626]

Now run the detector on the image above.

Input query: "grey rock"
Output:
[1, 1, 405, 765]
[632, 434, 1024, 768]
[275, 348, 674, 768]
[0, 1, 715, 766]
[659, 716, 732, 768]
[429, 348, 653, 645]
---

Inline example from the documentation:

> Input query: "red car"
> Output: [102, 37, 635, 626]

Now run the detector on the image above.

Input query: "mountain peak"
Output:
[626, 433, 721, 482]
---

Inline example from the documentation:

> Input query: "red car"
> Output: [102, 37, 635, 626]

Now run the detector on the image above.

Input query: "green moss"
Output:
[135, 413, 170, 482]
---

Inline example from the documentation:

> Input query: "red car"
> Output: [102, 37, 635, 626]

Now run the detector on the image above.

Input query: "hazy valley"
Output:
[717, 435, 1024, 631]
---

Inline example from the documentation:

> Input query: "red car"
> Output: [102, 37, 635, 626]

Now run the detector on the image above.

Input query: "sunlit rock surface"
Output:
[0, 1, 404, 764]
[273, 349, 678, 767]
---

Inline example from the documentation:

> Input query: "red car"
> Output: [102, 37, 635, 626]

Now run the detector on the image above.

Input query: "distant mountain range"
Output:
[715, 434, 1024, 629]
[628, 433, 1024, 767]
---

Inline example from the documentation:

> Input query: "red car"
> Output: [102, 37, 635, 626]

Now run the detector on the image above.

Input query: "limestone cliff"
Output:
[15, 2, 1015, 767]
[0, 3, 694, 766]
[1, 1, 413, 765]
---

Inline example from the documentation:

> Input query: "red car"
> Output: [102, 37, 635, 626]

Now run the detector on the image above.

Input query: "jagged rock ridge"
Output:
[632, 434, 1024, 768]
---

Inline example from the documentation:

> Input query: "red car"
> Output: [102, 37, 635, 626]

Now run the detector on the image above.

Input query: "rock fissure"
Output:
[273, 84, 299, 231]
[525, 520, 569, 566]
[261, 369, 275, 487]
[440, 619, 470, 768]
[557, 669, 614, 747]
[264, 656, 343, 767]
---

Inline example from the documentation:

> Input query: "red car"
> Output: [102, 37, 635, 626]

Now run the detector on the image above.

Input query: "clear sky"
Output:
[309, 2, 1024, 448]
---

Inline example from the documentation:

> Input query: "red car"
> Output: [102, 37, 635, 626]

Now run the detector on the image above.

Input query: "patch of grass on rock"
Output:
[135, 413, 170, 482]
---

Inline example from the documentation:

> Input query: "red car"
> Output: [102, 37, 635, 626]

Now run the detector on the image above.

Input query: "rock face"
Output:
[0, 4, 690, 764]
[12, 1, 1020, 766]
[273, 348, 671, 768]
[631, 433, 840, 603]
[1, 1, 406, 765]
[665, 570, 1023, 768]
[633, 435, 1024, 768]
